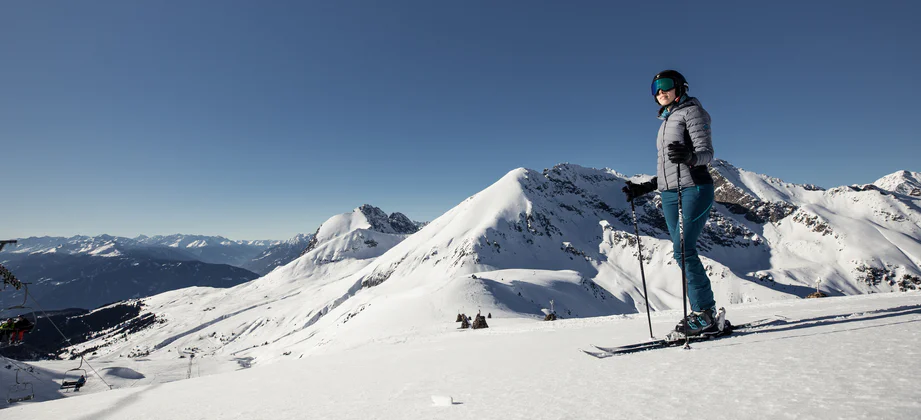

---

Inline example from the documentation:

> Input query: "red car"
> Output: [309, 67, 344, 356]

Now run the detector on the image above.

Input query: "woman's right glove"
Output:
[622, 177, 657, 202]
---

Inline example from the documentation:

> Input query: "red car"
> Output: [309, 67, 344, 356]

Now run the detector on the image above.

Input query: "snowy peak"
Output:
[541, 163, 625, 193]
[874, 170, 921, 197]
[284, 233, 312, 246]
[186, 239, 209, 248]
[304, 205, 421, 254]
[387, 212, 418, 235]
[357, 204, 420, 235]
[305, 228, 408, 266]
[709, 164, 798, 224]
[353, 165, 627, 288]
[710, 159, 824, 202]
[1, 234, 282, 257]
[141, 234, 231, 249]
[87, 242, 122, 257]
[2, 235, 125, 258]
[0, 234, 287, 270]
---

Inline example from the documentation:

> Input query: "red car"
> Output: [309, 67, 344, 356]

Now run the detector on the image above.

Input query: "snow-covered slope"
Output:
[4, 292, 920, 419]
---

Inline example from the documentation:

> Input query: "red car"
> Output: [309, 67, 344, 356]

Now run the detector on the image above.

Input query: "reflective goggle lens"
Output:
[651, 78, 676, 95]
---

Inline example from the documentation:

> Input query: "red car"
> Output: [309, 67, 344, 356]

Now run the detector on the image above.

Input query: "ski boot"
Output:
[666, 307, 730, 341]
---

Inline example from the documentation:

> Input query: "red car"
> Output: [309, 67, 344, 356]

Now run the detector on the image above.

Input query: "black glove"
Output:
[623, 178, 657, 202]
[667, 142, 694, 164]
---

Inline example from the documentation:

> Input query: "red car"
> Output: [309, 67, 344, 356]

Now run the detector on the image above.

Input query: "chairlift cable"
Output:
[79, 356, 112, 390]
[26, 293, 113, 390]
[25, 293, 72, 347]
[0, 355, 41, 381]
[1, 254, 114, 391]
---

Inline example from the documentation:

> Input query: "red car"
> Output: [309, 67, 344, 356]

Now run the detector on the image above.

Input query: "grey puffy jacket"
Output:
[655, 97, 713, 191]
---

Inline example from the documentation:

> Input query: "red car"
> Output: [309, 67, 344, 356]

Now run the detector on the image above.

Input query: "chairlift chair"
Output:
[61, 358, 88, 392]
[0, 284, 37, 349]
[6, 369, 34, 404]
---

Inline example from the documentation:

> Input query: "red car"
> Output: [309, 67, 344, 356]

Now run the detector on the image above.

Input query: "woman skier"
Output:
[622, 69, 719, 337]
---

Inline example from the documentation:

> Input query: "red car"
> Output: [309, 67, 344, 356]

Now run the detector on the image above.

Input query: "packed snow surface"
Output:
[2, 292, 919, 419]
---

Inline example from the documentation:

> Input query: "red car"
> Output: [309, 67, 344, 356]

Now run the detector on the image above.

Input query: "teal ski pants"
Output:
[660, 184, 716, 312]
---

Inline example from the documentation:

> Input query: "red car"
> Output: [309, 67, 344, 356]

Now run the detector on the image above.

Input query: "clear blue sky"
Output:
[2, 1, 918, 240]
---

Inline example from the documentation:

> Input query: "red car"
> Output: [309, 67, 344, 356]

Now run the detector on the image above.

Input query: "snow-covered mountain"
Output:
[0, 254, 259, 313]
[873, 170, 921, 197]
[241, 205, 422, 275]
[2, 161, 921, 416]
[301, 204, 422, 256]
[137, 234, 282, 267]
[2, 234, 283, 267]
[242, 233, 314, 275]
[46, 160, 919, 371]
[0, 234, 302, 311]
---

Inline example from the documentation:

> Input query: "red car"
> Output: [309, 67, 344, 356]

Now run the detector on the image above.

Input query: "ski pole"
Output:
[630, 199, 654, 339]
[677, 160, 690, 350]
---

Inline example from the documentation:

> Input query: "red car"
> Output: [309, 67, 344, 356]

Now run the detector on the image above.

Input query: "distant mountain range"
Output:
[0, 211, 423, 359]
[0, 233, 317, 313]
[44, 161, 918, 368]
[0, 252, 260, 314]
[0, 215, 433, 318]
[243, 233, 313, 275]
[3, 234, 282, 267]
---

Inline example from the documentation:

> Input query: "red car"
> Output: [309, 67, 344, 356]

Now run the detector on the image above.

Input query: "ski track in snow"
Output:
[152, 303, 266, 350]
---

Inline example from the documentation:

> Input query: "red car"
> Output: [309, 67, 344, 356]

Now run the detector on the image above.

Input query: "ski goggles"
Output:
[651, 78, 676, 95]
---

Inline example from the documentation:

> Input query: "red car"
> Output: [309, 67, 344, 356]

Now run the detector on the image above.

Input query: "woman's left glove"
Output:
[667, 142, 694, 164]
[623, 178, 657, 202]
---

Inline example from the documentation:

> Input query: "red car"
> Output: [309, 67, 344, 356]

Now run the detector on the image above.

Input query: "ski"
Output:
[583, 317, 784, 358]
[589, 331, 728, 357]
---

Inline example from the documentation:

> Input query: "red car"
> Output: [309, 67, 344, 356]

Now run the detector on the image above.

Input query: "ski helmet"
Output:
[651, 70, 688, 103]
